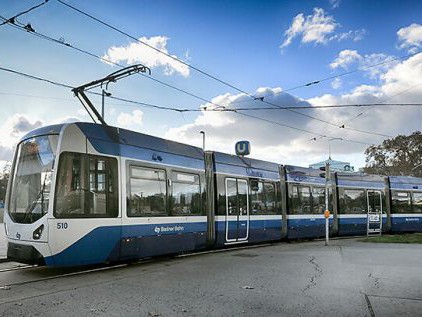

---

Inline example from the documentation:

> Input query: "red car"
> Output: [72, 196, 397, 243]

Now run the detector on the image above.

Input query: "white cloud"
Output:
[330, 29, 366, 42]
[397, 23, 422, 53]
[0, 146, 14, 162]
[102, 36, 190, 77]
[164, 53, 422, 169]
[11, 116, 42, 138]
[330, 49, 398, 79]
[331, 78, 342, 89]
[281, 8, 365, 49]
[329, 0, 341, 9]
[281, 8, 338, 48]
[360, 53, 398, 79]
[164, 87, 356, 165]
[0, 114, 44, 161]
[117, 110, 144, 128]
[311, 52, 422, 135]
[58, 116, 82, 124]
[330, 49, 362, 69]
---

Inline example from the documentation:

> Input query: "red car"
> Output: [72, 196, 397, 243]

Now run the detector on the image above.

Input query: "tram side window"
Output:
[251, 181, 277, 215]
[55, 152, 118, 218]
[128, 167, 167, 217]
[170, 172, 202, 216]
[412, 192, 422, 213]
[289, 185, 312, 214]
[338, 188, 366, 214]
[391, 191, 412, 214]
[312, 187, 325, 214]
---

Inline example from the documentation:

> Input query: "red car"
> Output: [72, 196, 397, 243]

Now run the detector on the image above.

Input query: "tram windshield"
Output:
[8, 135, 58, 224]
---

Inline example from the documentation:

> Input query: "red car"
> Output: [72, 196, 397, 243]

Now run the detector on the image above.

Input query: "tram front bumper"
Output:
[7, 242, 45, 265]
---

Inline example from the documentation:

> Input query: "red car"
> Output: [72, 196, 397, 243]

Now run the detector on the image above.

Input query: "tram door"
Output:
[367, 190, 383, 235]
[225, 178, 249, 243]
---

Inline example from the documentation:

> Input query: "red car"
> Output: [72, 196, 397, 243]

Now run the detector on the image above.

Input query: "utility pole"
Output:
[324, 161, 331, 246]
[200, 131, 205, 151]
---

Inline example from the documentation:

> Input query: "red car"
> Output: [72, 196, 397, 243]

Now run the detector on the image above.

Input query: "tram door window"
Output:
[225, 178, 249, 242]
[54, 152, 118, 218]
[367, 190, 382, 213]
[391, 191, 412, 214]
[128, 167, 167, 217]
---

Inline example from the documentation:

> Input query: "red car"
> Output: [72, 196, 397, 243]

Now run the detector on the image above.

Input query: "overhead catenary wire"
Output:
[338, 81, 422, 128]
[52, 0, 413, 137]
[0, 3, 404, 141]
[2, 90, 421, 112]
[0, 65, 374, 146]
[0, 15, 224, 109]
[1, 2, 418, 143]
[2, 90, 421, 110]
[0, 66, 72, 89]
[1, 11, 398, 140]
[55, 0, 421, 103]
[230, 50, 422, 104]
[55, 0, 251, 97]
[0, 0, 48, 26]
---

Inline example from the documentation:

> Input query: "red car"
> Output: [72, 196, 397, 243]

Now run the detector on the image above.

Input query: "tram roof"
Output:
[22, 123, 280, 175]
[389, 175, 422, 190]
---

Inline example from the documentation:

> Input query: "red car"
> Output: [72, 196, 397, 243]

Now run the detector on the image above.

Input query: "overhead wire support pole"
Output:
[324, 162, 331, 246]
[72, 64, 151, 125]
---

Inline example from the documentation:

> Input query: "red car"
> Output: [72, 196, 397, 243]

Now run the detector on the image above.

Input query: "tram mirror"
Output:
[250, 179, 259, 191]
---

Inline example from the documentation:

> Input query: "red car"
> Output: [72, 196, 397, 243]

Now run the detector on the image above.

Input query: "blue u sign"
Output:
[235, 141, 251, 156]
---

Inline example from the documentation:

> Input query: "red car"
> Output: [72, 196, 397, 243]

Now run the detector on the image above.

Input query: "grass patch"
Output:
[362, 233, 422, 244]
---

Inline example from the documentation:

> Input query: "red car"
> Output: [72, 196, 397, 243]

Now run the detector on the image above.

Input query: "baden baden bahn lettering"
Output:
[154, 225, 185, 234]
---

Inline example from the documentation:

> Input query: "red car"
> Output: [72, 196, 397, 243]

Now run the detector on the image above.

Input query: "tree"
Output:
[364, 131, 422, 177]
[0, 162, 11, 202]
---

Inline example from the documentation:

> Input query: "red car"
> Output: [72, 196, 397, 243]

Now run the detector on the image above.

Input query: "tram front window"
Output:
[8, 135, 58, 224]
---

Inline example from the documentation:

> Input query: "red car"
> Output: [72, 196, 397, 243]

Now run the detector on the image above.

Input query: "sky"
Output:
[1, 0, 422, 171]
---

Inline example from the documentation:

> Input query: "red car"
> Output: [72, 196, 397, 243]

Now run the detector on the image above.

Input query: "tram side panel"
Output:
[336, 173, 388, 236]
[284, 166, 332, 240]
[389, 176, 422, 233]
[213, 153, 282, 247]
[120, 157, 208, 260]
[113, 130, 209, 260]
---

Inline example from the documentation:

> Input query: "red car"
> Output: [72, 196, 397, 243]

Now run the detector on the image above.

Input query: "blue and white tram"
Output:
[4, 122, 422, 267]
[334, 173, 388, 236]
[389, 176, 422, 232]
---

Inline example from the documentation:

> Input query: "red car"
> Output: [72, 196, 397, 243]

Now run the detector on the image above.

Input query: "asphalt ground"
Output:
[0, 237, 420, 316]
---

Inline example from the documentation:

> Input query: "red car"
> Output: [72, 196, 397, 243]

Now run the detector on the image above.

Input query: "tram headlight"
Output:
[33, 224, 44, 240]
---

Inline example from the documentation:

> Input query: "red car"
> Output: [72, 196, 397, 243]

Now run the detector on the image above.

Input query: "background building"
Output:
[309, 157, 355, 173]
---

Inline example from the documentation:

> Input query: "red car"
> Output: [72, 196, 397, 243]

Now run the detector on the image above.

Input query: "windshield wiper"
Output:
[22, 172, 48, 223]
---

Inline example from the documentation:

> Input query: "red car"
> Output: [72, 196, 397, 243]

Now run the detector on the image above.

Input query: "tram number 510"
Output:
[57, 222, 69, 230]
